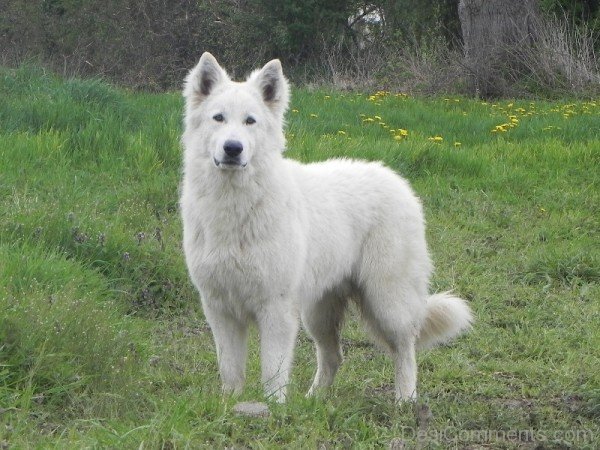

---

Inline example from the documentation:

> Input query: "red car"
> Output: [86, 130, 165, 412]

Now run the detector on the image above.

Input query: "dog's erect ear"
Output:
[248, 59, 290, 118]
[184, 52, 228, 108]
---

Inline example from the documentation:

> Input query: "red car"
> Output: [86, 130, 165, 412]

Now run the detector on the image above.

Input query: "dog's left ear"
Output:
[249, 59, 290, 118]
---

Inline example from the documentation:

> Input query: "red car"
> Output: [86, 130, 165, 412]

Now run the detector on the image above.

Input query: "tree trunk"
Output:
[458, 0, 539, 97]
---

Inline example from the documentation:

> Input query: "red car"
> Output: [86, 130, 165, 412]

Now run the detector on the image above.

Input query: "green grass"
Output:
[1, 66, 599, 448]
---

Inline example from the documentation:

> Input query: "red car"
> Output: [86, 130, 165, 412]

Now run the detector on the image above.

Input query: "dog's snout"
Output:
[223, 140, 243, 157]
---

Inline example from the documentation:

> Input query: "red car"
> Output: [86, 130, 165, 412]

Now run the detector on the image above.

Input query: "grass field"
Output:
[1, 66, 599, 449]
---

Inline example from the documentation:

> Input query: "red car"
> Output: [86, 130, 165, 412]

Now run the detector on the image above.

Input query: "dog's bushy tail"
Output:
[416, 292, 473, 351]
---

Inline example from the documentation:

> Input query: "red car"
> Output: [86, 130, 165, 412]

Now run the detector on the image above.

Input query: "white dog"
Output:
[180, 53, 472, 403]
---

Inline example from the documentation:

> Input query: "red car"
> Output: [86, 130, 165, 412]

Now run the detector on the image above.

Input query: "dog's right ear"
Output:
[184, 52, 228, 108]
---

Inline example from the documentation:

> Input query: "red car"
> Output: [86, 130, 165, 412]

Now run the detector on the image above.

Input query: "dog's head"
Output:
[183, 53, 290, 171]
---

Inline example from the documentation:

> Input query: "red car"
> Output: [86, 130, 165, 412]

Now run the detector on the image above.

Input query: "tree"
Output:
[458, 0, 540, 97]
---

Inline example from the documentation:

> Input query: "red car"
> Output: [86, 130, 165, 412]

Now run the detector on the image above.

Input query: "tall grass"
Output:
[1, 67, 599, 448]
[314, 12, 600, 97]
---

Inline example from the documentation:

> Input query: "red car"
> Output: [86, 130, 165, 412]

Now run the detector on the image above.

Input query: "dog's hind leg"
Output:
[203, 306, 249, 396]
[256, 301, 299, 402]
[357, 281, 424, 402]
[301, 292, 347, 396]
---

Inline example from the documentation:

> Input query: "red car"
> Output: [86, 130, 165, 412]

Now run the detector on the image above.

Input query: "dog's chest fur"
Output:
[182, 169, 306, 309]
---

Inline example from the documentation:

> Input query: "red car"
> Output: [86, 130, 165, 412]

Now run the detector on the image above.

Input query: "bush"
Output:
[0, 0, 598, 96]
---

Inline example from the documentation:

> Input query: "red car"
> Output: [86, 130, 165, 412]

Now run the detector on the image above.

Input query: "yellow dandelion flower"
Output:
[454, 142, 462, 147]
[428, 136, 443, 142]
[291, 109, 299, 113]
[398, 129, 408, 136]
[310, 113, 318, 118]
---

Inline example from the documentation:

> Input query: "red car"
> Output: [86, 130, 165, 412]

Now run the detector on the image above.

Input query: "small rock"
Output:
[232, 401, 270, 418]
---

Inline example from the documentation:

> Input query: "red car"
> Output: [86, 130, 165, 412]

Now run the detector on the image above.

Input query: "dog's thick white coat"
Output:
[181, 53, 472, 402]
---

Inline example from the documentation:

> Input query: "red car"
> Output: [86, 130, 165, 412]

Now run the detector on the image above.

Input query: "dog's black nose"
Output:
[223, 140, 243, 157]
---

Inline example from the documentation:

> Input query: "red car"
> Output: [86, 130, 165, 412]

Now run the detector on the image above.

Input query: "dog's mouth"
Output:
[213, 157, 247, 169]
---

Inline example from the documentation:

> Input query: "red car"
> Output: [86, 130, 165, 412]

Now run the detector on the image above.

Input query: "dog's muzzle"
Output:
[214, 139, 247, 168]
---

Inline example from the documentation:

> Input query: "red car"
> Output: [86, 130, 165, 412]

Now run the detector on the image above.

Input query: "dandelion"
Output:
[428, 136, 443, 143]
[492, 121, 513, 132]
[291, 109, 299, 113]
[454, 142, 462, 147]
[398, 129, 408, 137]
[374, 115, 382, 121]
[310, 113, 318, 118]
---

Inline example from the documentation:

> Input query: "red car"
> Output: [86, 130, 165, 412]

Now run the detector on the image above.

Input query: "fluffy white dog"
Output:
[180, 53, 472, 403]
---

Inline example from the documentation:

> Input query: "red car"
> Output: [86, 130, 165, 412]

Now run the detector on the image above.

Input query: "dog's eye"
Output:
[213, 113, 224, 122]
[245, 116, 256, 125]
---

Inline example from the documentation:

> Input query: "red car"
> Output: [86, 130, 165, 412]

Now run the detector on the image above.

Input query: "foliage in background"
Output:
[541, 0, 600, 34]
[1, 0, 599, 96]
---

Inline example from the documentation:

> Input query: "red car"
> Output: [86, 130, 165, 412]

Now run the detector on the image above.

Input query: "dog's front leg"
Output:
[203, 306, 249, 396]
[257, 303, 299, 402]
